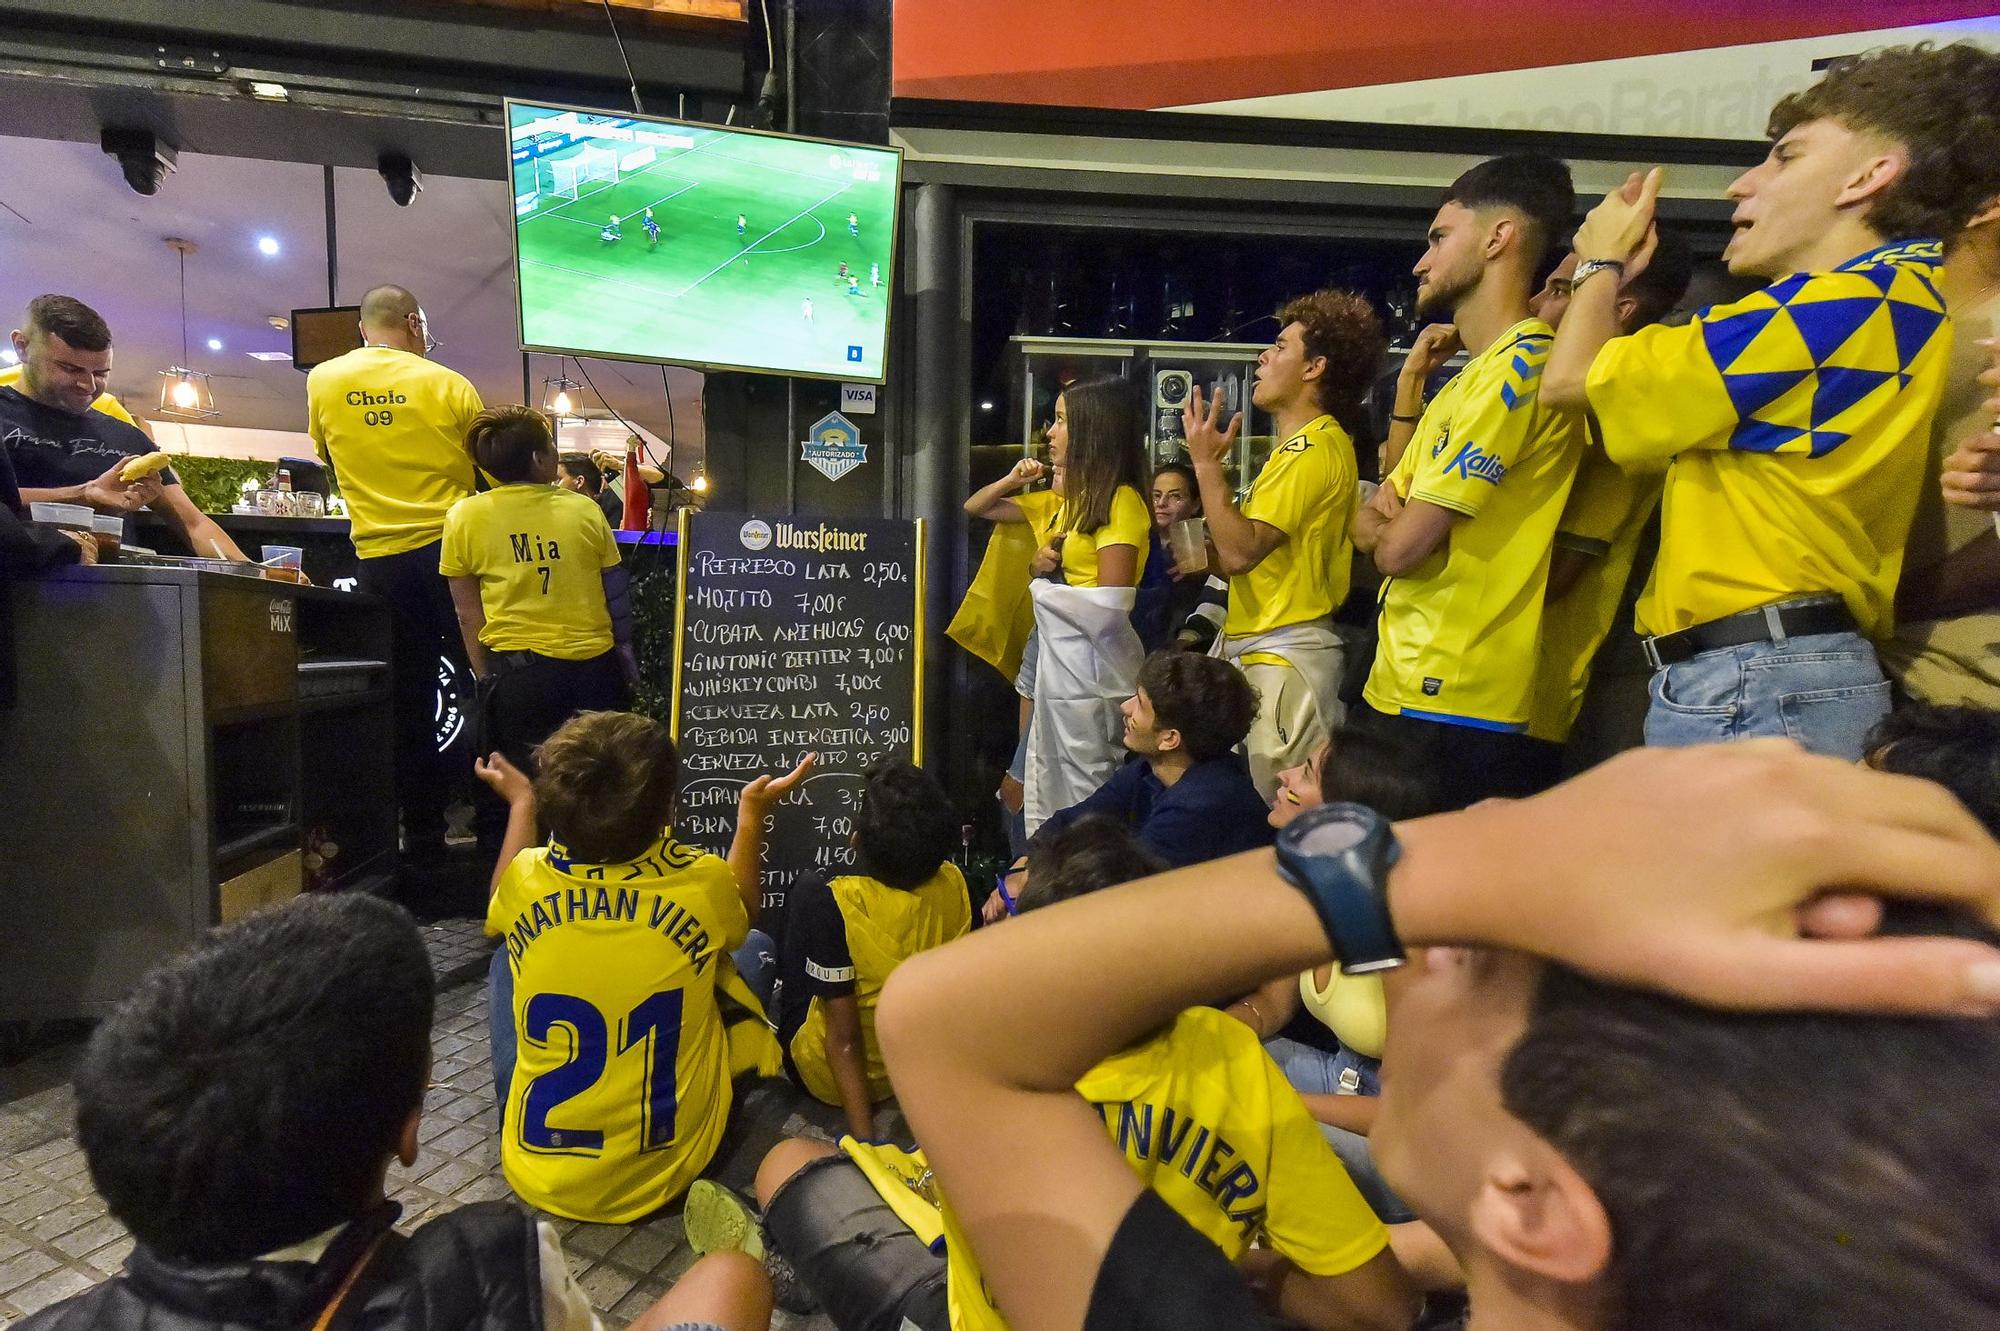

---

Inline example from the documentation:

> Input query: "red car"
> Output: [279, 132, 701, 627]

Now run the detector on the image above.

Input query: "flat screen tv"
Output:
[506, 99, 903, 383]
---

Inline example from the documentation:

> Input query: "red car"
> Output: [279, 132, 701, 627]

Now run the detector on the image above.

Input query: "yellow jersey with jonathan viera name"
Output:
[486, 832, 749, 1223]
[1365, 318, 1583, 729]
[1585, 239, 1949, 640]
[439, 483, 621, 660]
[306, 344, 485, 558]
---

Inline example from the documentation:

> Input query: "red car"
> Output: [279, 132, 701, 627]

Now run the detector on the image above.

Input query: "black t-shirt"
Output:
[0, 387, 176, 495]
[1083, 1191, 1271, 1331]
[770, 873, 857, 1049]
[594, 487, 624, 526]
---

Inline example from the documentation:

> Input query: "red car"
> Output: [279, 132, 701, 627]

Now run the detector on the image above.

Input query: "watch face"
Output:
[1293, 810, 1369, 856]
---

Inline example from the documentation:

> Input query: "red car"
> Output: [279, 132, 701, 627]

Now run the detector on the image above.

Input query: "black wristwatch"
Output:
[1273, 802, 1406, 974]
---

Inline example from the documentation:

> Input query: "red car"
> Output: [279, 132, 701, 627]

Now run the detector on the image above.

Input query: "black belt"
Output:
[1642, 598, 1857, 670]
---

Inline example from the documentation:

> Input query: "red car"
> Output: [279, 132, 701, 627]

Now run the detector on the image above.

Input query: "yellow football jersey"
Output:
[1365, 319, 1583, 728]
[788, 865, 972, 1106]
[0, 366, 135, 425]
[1226, 414, 1358, 639]
[439, 483, 621, 660]
[843, 1007, 1388, 1331]
[486, 833, 748, 1223]
[1585, 240, 1949, 639]
[1526, 439, 1664, 743]
[306, 345, 485, 557]
[1012, 485, 1150, 587]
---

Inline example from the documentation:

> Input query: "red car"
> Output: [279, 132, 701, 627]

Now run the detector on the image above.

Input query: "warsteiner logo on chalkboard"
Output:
[673, 510, 926, 924]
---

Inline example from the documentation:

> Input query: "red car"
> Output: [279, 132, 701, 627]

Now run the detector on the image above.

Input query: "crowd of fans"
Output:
[7, 39, 2000, 1331]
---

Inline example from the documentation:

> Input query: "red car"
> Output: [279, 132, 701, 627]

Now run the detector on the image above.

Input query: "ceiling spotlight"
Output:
[378, 152, 422, 207]
[0, 348, 17, 365]
[266, 315, 290, 331]
[100, 126, 178, 196]
[206, 337, 224, 351]
[979, 400, 995, 411]
[256, 236, 281, 257]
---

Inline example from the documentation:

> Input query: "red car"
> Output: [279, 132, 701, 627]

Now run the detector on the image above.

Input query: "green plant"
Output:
[167, 455, 275, 513]
[628, 559, 679, 723]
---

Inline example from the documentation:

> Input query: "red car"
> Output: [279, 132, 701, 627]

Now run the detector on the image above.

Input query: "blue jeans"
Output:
[1263, 1038, 1410, 1223]
[488, 944, 515, 1122]
[1644, 629, 1891, 760]
[734, 928, 779, 1004]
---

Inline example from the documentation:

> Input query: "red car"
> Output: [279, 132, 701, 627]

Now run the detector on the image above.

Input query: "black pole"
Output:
[322, 164, 338, 305]
[909, 183, 958, 770]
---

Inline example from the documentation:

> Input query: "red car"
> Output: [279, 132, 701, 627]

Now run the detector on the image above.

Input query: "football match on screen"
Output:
[507, 101, 902, 381]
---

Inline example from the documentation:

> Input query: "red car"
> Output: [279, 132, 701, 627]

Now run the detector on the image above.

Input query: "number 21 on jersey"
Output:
[518, 989, 684, 1154]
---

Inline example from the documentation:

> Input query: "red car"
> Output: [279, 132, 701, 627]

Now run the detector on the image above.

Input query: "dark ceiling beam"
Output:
[0, 0, 749, 178]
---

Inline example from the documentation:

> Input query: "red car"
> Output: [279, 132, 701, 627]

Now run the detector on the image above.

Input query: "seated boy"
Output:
[688, 816, 1418, 1331]
[478, 710, 807, 1223]
[767, 759, 972, 1140]
[1036, 650, 1273, 868]
[21, 892, 775, 1331]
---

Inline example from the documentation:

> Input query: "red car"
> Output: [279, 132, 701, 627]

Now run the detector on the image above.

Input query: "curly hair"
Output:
[1275, 290, 1388, 441]
[854, 759, 959, 889]
[1136, 650, 1258, 762]
[1767, 42, 2000, 242]
[75, 895, 433, 1262]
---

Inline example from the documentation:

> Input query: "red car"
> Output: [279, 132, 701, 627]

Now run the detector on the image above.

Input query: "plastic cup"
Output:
[29, 501, 92, 532]
[1167, 517, 1208, 572]
[260, 545, 304, 570]
[91, 514, 124, 561]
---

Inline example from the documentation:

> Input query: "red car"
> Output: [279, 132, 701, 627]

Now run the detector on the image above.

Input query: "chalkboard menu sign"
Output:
[670, 511, 926, 920]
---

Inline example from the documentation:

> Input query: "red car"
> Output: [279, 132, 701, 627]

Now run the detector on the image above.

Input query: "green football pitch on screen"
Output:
[507, 101, 902, 381]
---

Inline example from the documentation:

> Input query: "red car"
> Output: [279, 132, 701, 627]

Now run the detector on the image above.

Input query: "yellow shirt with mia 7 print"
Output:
[440, 483, 621, 660]
[1365, 318, 1583, 729]
[486, 833, 748, 1223]
[841, 1007, 1388, 1331]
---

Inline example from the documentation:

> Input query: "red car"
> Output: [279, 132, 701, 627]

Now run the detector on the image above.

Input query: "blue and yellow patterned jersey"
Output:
[1585, 239, 1950, 638]
[1365, 318, 1584, 729]
[486, 832, 748, 1222]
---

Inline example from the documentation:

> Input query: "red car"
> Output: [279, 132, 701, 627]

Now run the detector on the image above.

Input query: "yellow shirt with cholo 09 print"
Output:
[306, 344, 486, 557]
[1365, 318, 1584, 729]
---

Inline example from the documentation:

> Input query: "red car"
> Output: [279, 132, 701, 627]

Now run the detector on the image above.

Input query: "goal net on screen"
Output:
[539, 146, 619, 201]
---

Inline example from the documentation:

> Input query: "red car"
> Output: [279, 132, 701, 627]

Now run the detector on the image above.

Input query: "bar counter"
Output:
[0, 562, 394, 1019]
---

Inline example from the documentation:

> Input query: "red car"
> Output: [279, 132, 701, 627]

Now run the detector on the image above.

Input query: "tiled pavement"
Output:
[0, 932, 864, 1328]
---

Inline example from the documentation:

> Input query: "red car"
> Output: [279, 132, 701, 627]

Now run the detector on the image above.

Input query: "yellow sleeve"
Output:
[1554, 446, 1646, 553]
[1091, 485, 1149, 551]
[437, 498, 477, 578]
[1012, 490, 1059, 544]
[1258, 1062, 1390, 1276]
[485, 850, 537, 937]
[456, 372, 487, 440]
[1584, 318, 1737, 466]
[707, 860, 751, 951]
[1386, 435, 1418, 499]
[1241, 441, 1332, 537]
[1409, 336, 1552, 518]
[306, 369, 327, 453]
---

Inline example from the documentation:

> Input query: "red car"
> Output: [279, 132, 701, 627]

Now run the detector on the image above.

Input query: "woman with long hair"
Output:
[965, 376, 1150, 587]
[966, 377, 1151, 833]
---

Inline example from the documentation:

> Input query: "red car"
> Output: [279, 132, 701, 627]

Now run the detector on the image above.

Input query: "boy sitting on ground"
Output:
[688, 816, 1418, 1331]
[477, 710, 808, 1223]
[765, 759, 972, 1140]
[982, 651, 1270, 919]
[20, 893, 775, 1331]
